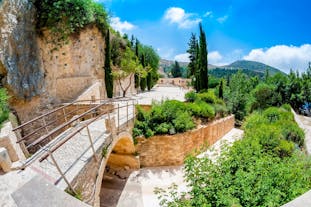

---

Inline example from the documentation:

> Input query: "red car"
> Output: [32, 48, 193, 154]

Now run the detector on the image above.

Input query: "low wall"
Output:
[136, 115, 235, 167]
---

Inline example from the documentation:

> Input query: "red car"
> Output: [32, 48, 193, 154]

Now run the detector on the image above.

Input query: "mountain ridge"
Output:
[160, 59, 284, 75]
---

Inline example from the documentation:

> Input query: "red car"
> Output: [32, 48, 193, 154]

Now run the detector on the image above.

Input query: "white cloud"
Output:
[209, 51, 223, 64]
[217, 15, 228, 23]
[164, 7, 201, 29]
[174, 53, 190, 62]
[204, 11, 213, 17]
[110, 17, 135, 34]
[173, 51, 228, 65]
[243, 44, 311, 73]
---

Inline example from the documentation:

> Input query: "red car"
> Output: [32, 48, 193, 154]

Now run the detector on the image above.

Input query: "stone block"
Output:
[0, 147, 12, 172]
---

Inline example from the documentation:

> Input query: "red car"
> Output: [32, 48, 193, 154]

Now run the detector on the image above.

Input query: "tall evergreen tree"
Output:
[195, 41, 200, 91]
[171, 61, 182, 78]
[104, 29, 113, 98]
[187, 33, 198, 77]
[218, 79, 224, 99]
[199, 23, 208, 90]
[134, 38, 140, 88]
[147, 72, 152, 91]
[140, 54, 147, 91]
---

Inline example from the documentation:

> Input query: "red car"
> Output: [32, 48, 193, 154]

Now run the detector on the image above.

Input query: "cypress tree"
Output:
[104, 29, 113, 98]
[140, 54, 147, 91]
[199, 23, 208, 90]
[195, 41, 200, 91]
[219, 79, 224, 99]
[147, 72, 152, 91]
[134, 38, 140, 88]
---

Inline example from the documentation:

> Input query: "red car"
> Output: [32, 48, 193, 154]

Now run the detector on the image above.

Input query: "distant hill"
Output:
[159, 59, 284, 79]
[224, 60, 284, 75]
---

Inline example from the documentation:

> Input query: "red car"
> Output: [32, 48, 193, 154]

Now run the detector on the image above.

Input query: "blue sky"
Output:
[99, 0, 311, 73]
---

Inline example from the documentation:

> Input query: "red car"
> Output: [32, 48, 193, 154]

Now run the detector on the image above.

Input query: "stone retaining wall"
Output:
[136, 115, 235, 167]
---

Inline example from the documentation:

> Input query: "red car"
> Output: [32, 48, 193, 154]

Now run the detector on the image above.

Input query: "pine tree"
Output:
[187, 33, 198, 77]
[199, 23, 208, 90]
[104, 29, 113, 98]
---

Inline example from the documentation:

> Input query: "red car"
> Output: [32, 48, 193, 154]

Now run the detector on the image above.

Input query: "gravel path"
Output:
[292, 109, 311, 155]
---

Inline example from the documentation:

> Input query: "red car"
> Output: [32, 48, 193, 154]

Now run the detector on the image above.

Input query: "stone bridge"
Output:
[1, 98, 137, 207]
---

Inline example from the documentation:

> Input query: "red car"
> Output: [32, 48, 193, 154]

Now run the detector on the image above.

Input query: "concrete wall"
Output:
[136, 115, 235, 167]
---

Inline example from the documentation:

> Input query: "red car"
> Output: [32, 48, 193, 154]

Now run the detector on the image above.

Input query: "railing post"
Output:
[42, 117, 49, 133]
[126, 101, 129, 127]
[62, 108, 68, 122]
[49, 151, 76, 194]
[117, 103, 120, 132]
[86, 126, 97, 161]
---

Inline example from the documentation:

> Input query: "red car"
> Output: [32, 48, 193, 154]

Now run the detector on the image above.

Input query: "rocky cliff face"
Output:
[0, 0, 135, 122]
[0, 0, 44, 99]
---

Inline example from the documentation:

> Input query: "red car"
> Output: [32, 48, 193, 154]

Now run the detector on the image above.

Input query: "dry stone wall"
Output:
[136, 115, 235, 167]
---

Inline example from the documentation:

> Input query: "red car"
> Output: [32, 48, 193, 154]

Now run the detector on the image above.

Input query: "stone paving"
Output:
[133, 85, 190, 105]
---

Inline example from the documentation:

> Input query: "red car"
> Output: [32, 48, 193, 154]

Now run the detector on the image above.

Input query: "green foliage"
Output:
[104, 29, 113, 98]
[173, 111, 196, 132]
[157, 107, 310, 207]
[0, 88, 9, 126]
[34, 0, 108, 45]
[198, 23, 208, 90]
[185, 91, 197, 102]
[171, 61, 182, 78]
[140, 77, 147, 91]
[248, 83, 281, 112]
[197, 91, 218, 104]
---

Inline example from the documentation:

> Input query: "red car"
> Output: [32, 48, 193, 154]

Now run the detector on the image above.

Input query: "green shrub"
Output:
[0, 88, 9, 126]
[154, 123, 172, 134]
[173, 111, 195, 133]
[197, 90, 218, 104]
[276, 140, 295, 158]
[145, 128, 154, 138]
[136, 106, 149, 122]
[185, 91, 197, 102]
[279, 121, 304, 147]
[281, 104, 292, 112]
[213, 104, 228, 117]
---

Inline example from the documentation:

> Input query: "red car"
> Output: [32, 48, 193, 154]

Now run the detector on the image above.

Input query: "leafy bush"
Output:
[173, 112, 195, 132]
[185, 91, 197, 102]
[197, 90, 218, 104]
[249, 83, 282, 112]
[0, 88, 9, 126]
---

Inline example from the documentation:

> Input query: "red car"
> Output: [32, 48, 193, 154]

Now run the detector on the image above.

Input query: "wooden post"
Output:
[86, 126, 97, 161]
[49, 152, 76, 194]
